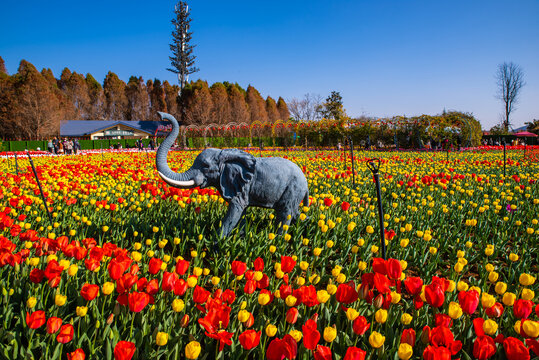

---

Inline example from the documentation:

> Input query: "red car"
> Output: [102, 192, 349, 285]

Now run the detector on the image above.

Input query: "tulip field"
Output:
[0, 147, 538, 360]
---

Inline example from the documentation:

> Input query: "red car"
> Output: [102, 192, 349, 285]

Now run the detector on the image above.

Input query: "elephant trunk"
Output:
[155, 112, 196, 188]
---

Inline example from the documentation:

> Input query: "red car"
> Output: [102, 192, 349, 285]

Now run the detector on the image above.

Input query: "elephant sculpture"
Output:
[155, 112, 310, 238]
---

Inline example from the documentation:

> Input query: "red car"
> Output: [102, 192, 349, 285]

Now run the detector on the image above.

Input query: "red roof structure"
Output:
[514, 131, 538, 137]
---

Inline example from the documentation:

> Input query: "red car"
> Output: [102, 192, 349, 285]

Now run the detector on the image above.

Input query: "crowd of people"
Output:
[47, 137, 81, 155]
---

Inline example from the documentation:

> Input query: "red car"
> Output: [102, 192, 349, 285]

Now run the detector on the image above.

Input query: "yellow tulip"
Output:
[483, 319, 498, 335]
[323, 326, 337, 342]
[289, 330, 302, 342]
[369, 331, 385, 348]
[76, 306, 88, 317]
[503, 292, 516, 306]
[266, 324, 277, 337]
[258, 292, 271, 305]
[172, 299, 185, 312]
[398, 343, 413, 360]
[346, 308, 359, 321]
[26, 297, 37, 309]
[375, 309, 388, 323]
[401, 313, 412, 325]
[185, 341, 201, 359]
[448, 302, 463, 319]
[156, 332, 168, 346]
[55, 294, 67, 307]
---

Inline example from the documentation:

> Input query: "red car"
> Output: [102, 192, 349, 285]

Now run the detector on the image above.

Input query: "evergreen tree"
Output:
[103, 71, 127, 120]
[319, 91, 346, 120]
[168, 1, 199, 94]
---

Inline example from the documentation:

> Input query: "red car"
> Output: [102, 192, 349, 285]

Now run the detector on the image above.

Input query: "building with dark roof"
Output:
[60, 120, 173, 140]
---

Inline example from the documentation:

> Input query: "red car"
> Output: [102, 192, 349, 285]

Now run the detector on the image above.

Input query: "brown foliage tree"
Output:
[0, 56, 7, 75]
[277, 97, 289, 121]
[62, 71, 90, 119]
[246, 85, 268, 124]
[86, 73, 105, 119]
[226, 83, 249, 124]
[182, 80, 213, 125]
[4, 60, 64, 139]
[103, 71, 127, 120]
[149, 79, 167, 120]
[126, 76, 150, 120]
[265, 96, 280, 122]
[210, 82, 231, 125]
[163, 80, 179, 119]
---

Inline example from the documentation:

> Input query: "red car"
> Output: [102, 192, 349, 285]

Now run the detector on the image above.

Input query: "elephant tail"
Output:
[303, 190, 310, 207]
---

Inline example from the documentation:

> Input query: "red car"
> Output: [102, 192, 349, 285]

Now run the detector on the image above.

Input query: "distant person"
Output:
[47, 139, 53, 153]
[149, 138, 155, 150]
[53, 137, 59, 154]
[73, 138, 80, 154]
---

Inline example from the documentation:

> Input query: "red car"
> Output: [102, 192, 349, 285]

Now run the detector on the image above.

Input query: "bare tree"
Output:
[496, 62, 525, 131]
[287, 93, 323, 121]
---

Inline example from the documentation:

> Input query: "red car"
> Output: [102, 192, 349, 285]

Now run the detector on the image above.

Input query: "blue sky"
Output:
[1, 0, 538, 129]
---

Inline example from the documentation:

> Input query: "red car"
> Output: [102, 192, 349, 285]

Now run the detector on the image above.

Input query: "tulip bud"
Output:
[113, 303, 121, 316]
[286, 308, 298, 324]
[373, 294, 384, 308]
[180, 314, 190, 328]
[106, 314, 114, 325]
[420, 326, 430, 344]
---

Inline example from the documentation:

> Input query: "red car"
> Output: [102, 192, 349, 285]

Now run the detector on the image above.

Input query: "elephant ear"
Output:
[218, 149, 256, 201]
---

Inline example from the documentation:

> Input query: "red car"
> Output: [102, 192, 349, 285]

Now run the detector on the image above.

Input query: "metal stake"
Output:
[26, 151, 53, 225]
[503, 140, 506, 177]
[367, 158, 386, 260]
[14, 152, 19, 176]
[348, 136, 355, 188]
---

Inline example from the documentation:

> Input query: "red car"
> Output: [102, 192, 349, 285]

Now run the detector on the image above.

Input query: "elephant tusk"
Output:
[158, 171, 195, 187]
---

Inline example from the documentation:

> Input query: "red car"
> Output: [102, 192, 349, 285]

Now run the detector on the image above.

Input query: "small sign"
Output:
[157, 125, 173, 132]
[104, 130, 134, 136]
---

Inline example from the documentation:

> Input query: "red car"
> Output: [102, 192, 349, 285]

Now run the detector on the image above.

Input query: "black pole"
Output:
[14, 152, 19, 176]
[367, 158, 386, 260]
[26, 151, 53, 225]
[348, 136, 355, 188]
[503, 140, 506, 177]
[343, 137, 347, 171]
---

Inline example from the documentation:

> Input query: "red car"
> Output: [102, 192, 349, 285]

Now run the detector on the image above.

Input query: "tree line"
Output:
[0, 57, 289, 140]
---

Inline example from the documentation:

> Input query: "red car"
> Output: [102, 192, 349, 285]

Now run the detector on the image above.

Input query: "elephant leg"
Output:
[274, 208, 292, 234]
[220, 203, 246, 238]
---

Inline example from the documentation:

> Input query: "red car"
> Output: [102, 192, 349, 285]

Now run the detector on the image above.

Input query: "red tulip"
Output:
[286, 307, 298, 324]
[231, 260, 247, 276]
[302, 319, 320, 350]
[458, 289, 480, 315]
[513, 299, 534, 319]
[373, 273, 391, 294]
[435, 314, 452, 328]
[341, 201, 351, 211]
[80, 283, 99, 301]
[526, 339, 539, 357]
[207, 330, 234, 351]
[503, 337, 530, 360]
[473, 335, 496, 360]
[162, 271, 178, 292]
[423, 345, 451, 360]
[486, 302, 504, 318]
[323, 197, 333, 207]
[314, 345, 332, 360]
[238, 330, 261, 350]
[46, 317, 62, 334]
[266, 335, 297, 360]
[281, 256, 296, 273]
[372, 258, 387, 275]
[44, 260, 64, 280]
[253, 257, 264, 271]
[26, 310, 46, 329]
[343, 346, 366, 360]
[108, 260, 125, 280]
[222, 289, 236, 304]
[114, 341, 136, 360]
[193, 285, 210, 304]
[335, 282, 358, 304]
[67, 348, 86, 360]
[401, 328, 416, 346]
[404, 277, 423, 296]
[175, 259, 189, 275]
[56, 324, 74, 343]
[174, 279, 188, 296]
[425, 282, 445, 308]
[386, 258, 402, 280]
[145, 279, 159, 295]
[29, 268, 44, 283]
[128, 291, 150, 312]
[352, 316, 370, 335]
[148, 257, 163, 275]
